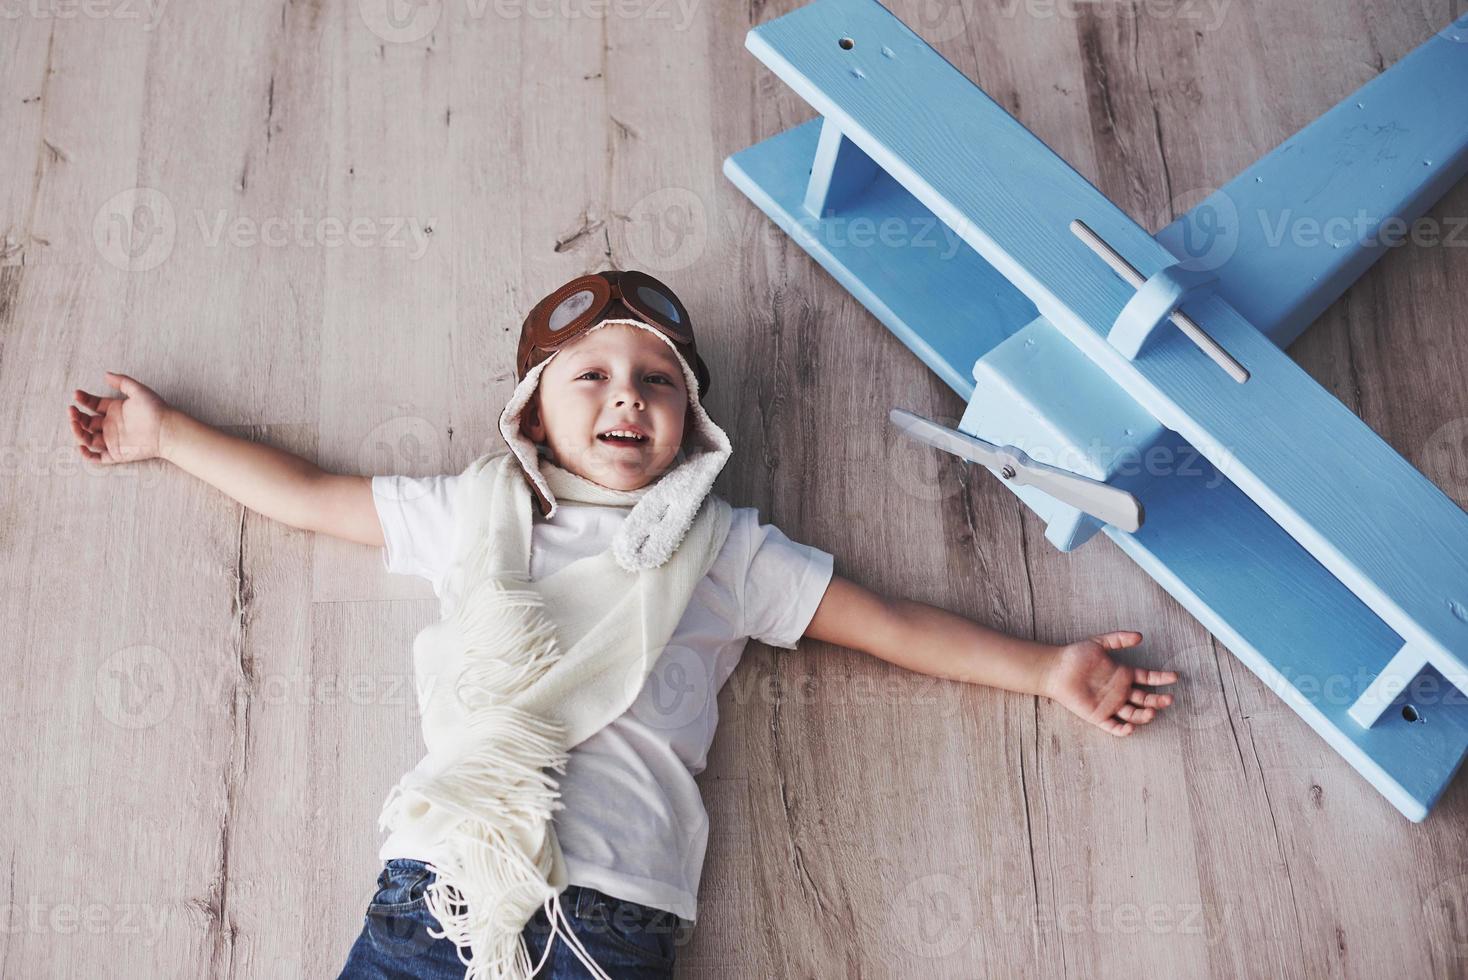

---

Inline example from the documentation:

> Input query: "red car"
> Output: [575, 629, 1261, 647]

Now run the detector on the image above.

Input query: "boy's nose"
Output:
[612, 384, 645, 409]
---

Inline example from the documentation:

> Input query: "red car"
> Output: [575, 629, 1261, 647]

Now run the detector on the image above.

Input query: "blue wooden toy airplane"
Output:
[724, 0, 1468, 820]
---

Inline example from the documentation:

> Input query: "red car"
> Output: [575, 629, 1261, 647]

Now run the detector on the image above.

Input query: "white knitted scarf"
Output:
[376, 449, 732, 979]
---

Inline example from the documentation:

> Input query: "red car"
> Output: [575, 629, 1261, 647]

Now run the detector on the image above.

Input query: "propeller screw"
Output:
[1000, 465, 1016, 479]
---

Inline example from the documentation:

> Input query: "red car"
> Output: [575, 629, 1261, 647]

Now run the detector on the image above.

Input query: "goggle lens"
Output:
[548, 288, 597, 332]
[634, 283, 682, 326]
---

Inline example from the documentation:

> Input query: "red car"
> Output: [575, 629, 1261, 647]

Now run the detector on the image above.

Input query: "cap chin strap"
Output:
[497, 318, 733, 572]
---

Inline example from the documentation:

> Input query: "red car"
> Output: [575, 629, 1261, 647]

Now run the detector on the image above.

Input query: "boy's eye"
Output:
[576, 371, 674, 385]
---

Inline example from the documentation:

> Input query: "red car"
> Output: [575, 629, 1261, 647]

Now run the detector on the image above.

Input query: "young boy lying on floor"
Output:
[67, 269, 1178, 980]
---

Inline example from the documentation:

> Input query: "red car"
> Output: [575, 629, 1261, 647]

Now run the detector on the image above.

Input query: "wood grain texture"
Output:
[4, 0, 1468, 978]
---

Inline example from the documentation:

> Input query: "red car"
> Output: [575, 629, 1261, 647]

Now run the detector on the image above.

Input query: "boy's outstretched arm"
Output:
[803, 574, 1179, 737]
[68, 371, 384, 548]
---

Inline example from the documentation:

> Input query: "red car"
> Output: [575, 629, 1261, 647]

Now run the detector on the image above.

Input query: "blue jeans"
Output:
[336, 859, 689, 979]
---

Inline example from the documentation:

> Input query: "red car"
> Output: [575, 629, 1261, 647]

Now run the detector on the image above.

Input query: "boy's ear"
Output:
[520, 392, 545, 443]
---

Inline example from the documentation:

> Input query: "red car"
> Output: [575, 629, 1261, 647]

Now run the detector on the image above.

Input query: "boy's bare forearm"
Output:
[160, 408, 326, 529]
[806, 575, 1176, 737]
[806, 576, 1057, 697]
[879, 598, 1057, 698]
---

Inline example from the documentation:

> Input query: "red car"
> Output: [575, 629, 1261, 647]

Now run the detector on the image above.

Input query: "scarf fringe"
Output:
[377, 570, 609, 980]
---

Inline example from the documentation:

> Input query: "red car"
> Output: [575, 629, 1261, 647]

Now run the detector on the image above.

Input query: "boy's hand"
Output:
[68, 372, 171, 465]
[1044, 631, 1178, 737]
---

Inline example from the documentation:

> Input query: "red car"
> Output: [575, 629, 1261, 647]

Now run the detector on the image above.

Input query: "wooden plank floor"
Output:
[5, 0, 1468, 976]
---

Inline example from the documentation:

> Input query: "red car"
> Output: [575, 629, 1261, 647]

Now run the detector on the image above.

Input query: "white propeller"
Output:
[889, 408, 1145, 533]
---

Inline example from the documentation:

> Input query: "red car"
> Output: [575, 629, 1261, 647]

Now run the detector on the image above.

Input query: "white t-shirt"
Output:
[370, 473, 835, 922]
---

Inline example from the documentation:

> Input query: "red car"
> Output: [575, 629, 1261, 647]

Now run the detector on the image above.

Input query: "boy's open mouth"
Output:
[598, 429, 648, 446]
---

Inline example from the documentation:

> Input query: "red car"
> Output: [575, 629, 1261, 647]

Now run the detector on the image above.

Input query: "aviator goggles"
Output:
[516, 270, 712, 398]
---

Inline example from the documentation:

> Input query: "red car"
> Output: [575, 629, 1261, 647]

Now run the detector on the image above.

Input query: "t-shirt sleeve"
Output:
[370, 474, 461, 584]
[738, 512, 836, 650]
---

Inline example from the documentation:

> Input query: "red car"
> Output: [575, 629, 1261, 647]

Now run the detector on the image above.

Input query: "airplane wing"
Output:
[1154, 16, 1468, 349]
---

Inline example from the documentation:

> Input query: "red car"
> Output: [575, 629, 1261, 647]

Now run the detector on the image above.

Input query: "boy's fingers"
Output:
[1116, 703, 1155, 724]
[1100, 717, 1134, 737]
[73, 390, 115, 416]
[105, 371, 140, 396]
[1092, 630, 1143, 650]
[1128, 689, 1173, 709]
[1133, 667, 1178, 687]
[69, 406, 98, 432]
[68, 414, 93, 443]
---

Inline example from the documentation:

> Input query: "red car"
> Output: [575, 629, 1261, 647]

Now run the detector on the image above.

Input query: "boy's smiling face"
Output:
[520, 321, 691, 492]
